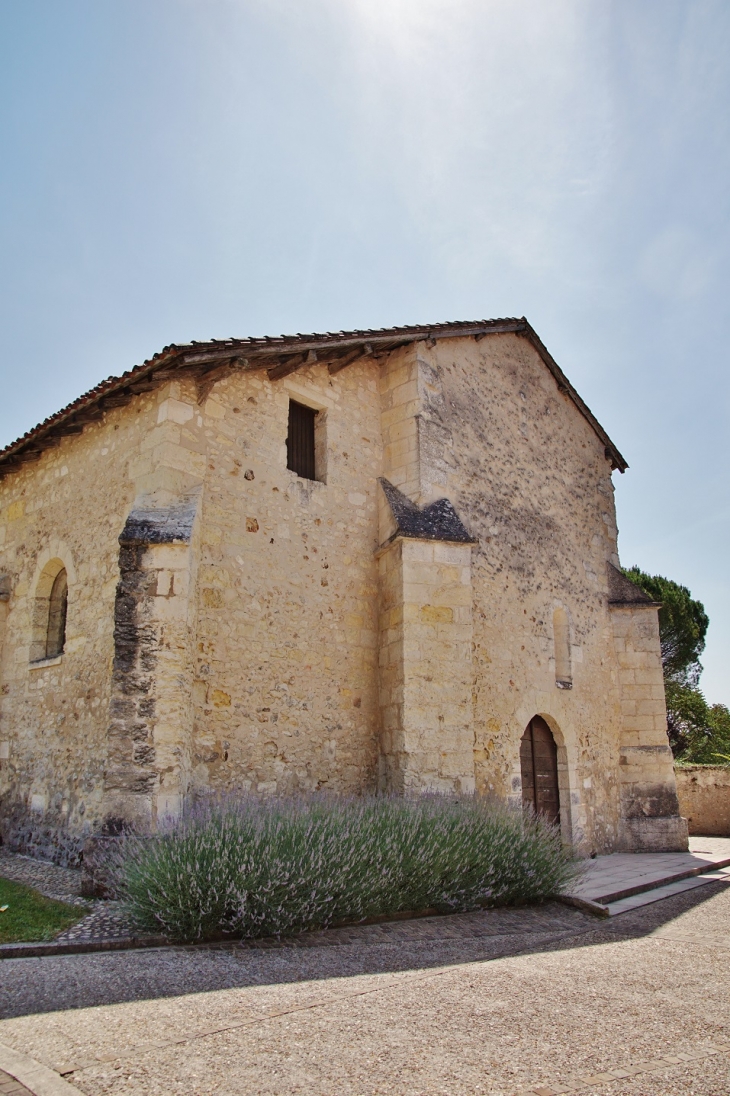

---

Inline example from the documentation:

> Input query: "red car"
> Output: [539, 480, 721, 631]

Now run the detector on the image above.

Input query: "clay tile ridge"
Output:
[0, 317, 627, 477]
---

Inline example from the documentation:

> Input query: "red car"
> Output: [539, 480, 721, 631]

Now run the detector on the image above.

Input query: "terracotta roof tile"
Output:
[0, 317, 628, 477]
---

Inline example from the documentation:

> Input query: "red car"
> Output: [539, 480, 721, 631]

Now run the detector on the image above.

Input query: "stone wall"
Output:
[675, 767, 730, 836]
[0, 379, 215, 859]
[187, 361, 383, 799]
[0, 359, 387, 854]
[0, 330, 687, 860]
[377, 334, 684, 853]
[0, 393, 157, 861]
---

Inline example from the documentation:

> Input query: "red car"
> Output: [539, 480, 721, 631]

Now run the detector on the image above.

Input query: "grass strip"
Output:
[0, 877, 86, 943]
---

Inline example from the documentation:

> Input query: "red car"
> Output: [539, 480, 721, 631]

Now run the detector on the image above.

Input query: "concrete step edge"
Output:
[556, 894, 610, 918]
[604, 870, 730, 915]
[581, 856, 730, 905]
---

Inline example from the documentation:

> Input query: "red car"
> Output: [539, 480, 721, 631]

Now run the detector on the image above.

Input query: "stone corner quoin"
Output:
[0, 319, 687, 866]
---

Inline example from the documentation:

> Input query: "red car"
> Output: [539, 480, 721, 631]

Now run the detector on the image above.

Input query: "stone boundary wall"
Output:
[674, 766, 730, 836]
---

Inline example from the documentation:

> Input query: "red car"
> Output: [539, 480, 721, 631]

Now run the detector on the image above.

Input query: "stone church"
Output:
[0, 318, 687, 864]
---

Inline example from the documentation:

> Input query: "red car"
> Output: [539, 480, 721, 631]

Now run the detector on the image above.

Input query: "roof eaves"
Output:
[0, 344, 183, 473]
[0, 316, 627, 478]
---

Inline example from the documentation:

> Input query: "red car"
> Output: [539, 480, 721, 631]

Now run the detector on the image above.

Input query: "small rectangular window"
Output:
[553, 607, 572, 688]
[287, 400, 317, 480]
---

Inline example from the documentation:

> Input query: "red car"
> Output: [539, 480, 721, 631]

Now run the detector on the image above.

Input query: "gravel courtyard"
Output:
[0, 882, 728, 1096]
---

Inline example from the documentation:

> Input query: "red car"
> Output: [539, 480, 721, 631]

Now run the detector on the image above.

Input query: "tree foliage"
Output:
[622, 567, 728, 764]
[664, 681, 730, 763]
[621, 566, 708, 684]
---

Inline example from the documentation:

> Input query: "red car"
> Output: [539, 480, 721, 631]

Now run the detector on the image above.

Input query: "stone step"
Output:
[562, 838, 730, 917]
[604, 867, 730, 916]
[591, 854, 730, 905]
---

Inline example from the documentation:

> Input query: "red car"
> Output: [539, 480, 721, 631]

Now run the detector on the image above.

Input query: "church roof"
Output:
[0, 317, 627, 480]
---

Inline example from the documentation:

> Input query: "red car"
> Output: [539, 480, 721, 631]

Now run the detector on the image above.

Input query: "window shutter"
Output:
[287, 401, 317, 480]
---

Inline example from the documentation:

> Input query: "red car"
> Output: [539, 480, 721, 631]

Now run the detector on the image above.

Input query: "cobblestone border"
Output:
[0, 852, 86, 906]
[0, 900, 585, 959]
[0, 1041, 85, 1096]
[518, 1039, 730, 1094]
[0, 935, 167, 960]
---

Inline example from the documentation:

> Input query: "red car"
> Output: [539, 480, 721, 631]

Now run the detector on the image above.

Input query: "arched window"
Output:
[30, 559, 69, 662]
[553, 607, 572, 688]
[46, 568, 68, 658]
[0, 575, 10, 695]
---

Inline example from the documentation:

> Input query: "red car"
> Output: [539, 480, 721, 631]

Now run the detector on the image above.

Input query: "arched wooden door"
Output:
[520, 716, 560, 825]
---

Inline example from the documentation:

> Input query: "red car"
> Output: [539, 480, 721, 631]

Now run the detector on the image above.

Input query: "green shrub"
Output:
[665, 681, 730, 763]
[115, 795, 581, 942]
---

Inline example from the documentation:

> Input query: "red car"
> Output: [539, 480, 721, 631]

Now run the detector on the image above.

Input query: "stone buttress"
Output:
[377, 481, 476, 794]
[376, 347, 478, 794]
[608, 565, 688, 851]
[101, 493, 200, 833]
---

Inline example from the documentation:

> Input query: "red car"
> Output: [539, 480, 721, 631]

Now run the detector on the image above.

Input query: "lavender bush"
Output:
[115, 795, 580, 942]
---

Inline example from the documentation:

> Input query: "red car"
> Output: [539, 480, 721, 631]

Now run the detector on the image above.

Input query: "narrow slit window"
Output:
[287, 400, 317, 480]
[46, 568, 68, 658]
[553, 607, 572, 688]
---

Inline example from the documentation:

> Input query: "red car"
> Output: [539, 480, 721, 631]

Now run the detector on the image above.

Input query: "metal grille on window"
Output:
[287, 400, 317, 480]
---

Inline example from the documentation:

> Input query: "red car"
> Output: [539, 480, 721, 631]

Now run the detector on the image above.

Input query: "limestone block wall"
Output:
[0, 395, 161, 861]
[610, 604, 687, 850]
[187, 358, 383, 798]
[675, 766, 730, 836]
[0, 378, 213, 857]
[0, 358, 386, 853]
[377, 536, 474, 794]
[380, 335, 633, 852]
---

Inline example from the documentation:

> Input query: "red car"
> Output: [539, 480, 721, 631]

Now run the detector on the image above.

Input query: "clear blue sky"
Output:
[1, 0, 728, 702]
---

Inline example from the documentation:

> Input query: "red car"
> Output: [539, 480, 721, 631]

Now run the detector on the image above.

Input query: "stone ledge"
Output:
[28, 656, 62, 670]
[556, 894, 609, 918]
[0, 934, 167, 961]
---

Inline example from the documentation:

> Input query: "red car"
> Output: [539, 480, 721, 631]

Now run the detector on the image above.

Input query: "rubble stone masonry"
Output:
[0, 330, 687, 861]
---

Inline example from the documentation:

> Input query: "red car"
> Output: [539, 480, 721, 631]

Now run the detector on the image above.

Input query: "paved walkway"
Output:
[570, 835, 730, 912]
[0, 1070, 32, 1095]
[0, 879, 729, 1094]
